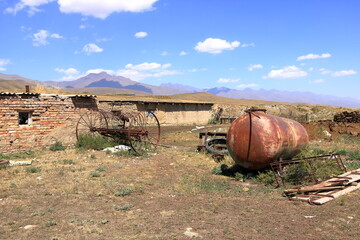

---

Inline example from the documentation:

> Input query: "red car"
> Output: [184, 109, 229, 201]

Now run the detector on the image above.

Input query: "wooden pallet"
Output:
[285, 168, 360, 205]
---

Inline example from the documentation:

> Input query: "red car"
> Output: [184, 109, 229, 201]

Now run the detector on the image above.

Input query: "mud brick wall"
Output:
[98, 101, 214, 125]
[0, 95, 97, 153]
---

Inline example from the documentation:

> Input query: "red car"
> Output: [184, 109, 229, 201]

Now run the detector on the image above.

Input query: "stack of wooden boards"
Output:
[284, 168, 360, 205]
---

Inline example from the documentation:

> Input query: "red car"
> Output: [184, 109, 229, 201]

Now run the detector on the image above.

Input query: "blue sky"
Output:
[0, 0, 359, 99]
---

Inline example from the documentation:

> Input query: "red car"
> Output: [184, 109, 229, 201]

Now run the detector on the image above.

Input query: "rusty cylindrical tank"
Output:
[227, 109, 309, 170]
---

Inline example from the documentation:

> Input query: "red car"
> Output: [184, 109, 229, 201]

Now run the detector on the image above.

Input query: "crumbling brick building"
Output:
[0, 92, 97, 153]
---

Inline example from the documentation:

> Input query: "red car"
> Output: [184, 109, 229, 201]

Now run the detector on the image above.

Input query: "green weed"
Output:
[62, 159, 75, 165]
[45, 220, 57, 227]
[257, 170, 276, 185]
[0, 151, 35, 160]
[49, 141, 66, 151]
[114, 203, 133, 211]
[114, 186, 133, 197]
[90, 172, 100, 177]
[76, 134, 117, 150]
[25, 167, 41, 173]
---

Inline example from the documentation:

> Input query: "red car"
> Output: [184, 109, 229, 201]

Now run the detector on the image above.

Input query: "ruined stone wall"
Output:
[136, 103, 213, 125]
[0, 95, 97, 153]
[98, 101, 213, 125]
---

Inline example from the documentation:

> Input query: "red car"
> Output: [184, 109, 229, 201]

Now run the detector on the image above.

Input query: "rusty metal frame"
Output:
[270, 153, 347, 188]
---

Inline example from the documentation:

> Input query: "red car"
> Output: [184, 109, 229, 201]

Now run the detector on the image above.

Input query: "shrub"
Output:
[257, 170, 276, 185]
[49, 141, 66, 151]
[114, 186, 133, 197]
[89, 172, 100, 178]
[114, 203, 133, 211]
[62, 159, 75, 165]
[26, 167, 41, 173]
[347, 150, 360, 161]
[234, 172, 245, 181]
[75, 134, 117, 150]
[45, 220, 57, 227]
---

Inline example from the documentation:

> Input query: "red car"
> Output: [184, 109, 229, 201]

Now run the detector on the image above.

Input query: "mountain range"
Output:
[0, 72, 359, 108]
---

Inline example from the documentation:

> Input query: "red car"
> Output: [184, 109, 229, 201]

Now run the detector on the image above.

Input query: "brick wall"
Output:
[0, 94, 97, 153]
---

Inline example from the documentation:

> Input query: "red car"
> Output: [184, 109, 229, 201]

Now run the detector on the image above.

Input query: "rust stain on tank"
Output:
[227, 109, 309, 170]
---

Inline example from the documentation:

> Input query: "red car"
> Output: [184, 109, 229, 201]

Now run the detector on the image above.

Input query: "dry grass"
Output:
[1, 125, 360, 239]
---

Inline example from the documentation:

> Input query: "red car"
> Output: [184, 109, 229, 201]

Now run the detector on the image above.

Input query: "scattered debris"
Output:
[23, 225, 38, 230]
[8, 160, 33, 166]
[271, 153, 346, 187]
[191, 126, 205, 131]
[184, 227, 202, 238]
[103, 145, 131, 153]
[284, 168, 360, 205]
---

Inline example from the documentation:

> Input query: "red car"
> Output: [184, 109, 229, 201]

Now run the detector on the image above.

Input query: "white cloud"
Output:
[241, 43, 255, 48]
[32, 29, 49, 46]
[217, 78, 239, 83]
[58, 0, 158, 19]
[237, 83, 258, 89]
[82, 43, 104, 55]
[55, 67, 81, 81]
[0, 59, 11, 71]
[179, 51, 187, 56]
[55, 67, 79, 75]
[85, 68, 115, 75]
[6, 0, 53, 16]
[194, 38, 240, 54]
[117, 62, 181, 81]
[161, 51, 169, 56]
[248, 64, 263, 71]
[188, 68, 206, 73]
[54, 67, 116, 81]
[319, 68, 331, 75]
[32, 29, 62, 46]
[50, 33, 63, 39]
[263, 65, 308, 79]
[332, 70, 357, 77]
[297, 53, 331, 61]
[310, 79, 325, 84]
[125, 62, 170, 71]
[134, 31, 148, 38]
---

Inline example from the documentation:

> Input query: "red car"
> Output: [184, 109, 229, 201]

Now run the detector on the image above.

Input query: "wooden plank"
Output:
[311, 183, 360, 205]
[285, 168, 360, 204]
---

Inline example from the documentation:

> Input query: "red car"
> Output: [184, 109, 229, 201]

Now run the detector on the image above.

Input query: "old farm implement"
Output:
[76, 108, 161, 155]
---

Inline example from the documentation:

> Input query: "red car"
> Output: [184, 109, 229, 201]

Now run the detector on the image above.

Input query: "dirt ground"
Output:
[1, 124, 360, 240]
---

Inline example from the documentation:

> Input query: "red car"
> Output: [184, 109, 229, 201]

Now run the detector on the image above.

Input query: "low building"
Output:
[98, 100, 214, 125]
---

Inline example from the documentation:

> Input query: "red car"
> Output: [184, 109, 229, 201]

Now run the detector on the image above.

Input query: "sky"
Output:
[0, 0, 359, 99]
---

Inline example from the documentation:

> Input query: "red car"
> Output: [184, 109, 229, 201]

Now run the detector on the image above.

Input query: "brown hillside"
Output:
[170, 92, 295, 105]
[0, 79, 37, 91]
[66, 87, 151, 96]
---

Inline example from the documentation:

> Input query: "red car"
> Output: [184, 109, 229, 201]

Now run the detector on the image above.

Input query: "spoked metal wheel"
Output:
[76, 110, 109, 140]
[127, 111, 161, 155]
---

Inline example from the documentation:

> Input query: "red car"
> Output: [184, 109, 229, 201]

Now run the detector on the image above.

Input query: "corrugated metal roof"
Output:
[99, 100, 214, 105]
[0, 92, 96, 98]
[0, 92, 40, 96]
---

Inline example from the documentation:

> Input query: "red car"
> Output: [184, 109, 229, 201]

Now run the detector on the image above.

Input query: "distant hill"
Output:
[0, 73, 49, 87]
[65, 87, 151, 96]
[170, 92, 294, 105]
[44, 72, 185, 95]
[0, 79, 37, 91]
[205, 87, 360, 108]
[160, 83, 202, 93]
